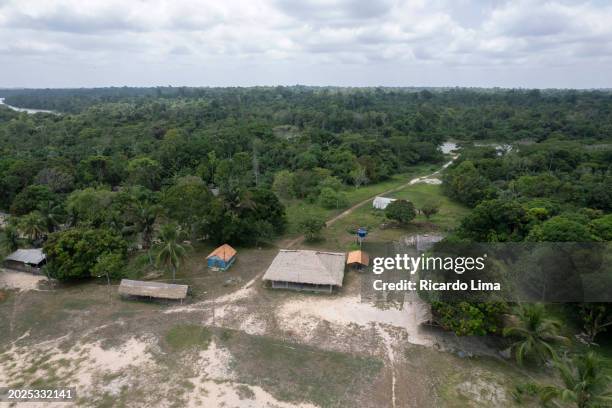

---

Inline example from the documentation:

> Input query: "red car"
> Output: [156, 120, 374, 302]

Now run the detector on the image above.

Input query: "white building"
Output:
[373, 196, 396, 210]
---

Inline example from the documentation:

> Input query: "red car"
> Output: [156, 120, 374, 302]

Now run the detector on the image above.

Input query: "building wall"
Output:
[270, 280, 333, 293]
[2, 260, 44, 274]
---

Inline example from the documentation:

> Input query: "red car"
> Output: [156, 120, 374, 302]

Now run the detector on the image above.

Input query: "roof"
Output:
[206, 244, 237, 262]
[373, 196, 396, 209]
[347, 250, 369, 266]
[118, 279, 188, 300]
[4, 248, 46, 265]
[263, 250, 346, 287]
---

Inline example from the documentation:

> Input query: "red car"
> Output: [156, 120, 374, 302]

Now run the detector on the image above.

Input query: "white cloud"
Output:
[0, 0, 611, 87]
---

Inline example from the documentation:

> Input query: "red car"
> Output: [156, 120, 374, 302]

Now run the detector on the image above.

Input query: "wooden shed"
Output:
[263, 250, 346, 293]
[118, 279, 189, 302]
[347, 250, 369, 271]
[206, 244, 237, 271]
[3, 248, 46, 273]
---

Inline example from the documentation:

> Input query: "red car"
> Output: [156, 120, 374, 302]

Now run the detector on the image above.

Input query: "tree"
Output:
[578, 304, 612, 343]
[35, 167, 75, 193]
[123, 200, 161, 250]
[458, 199, 528, 242]
[92, 252, 127, 283]
[350, 164, 369, 187]
[589, 214, 612, 241]
[10, 185, 57, 216]
[517, 352, 612, 408]
[503, 303, 569, 366]
[18, 212, 46, 243]
[420, 202, 440, 220]
[298, 216, 326, 242]
[432, 301, 505, 336]
[155, 223, 188, 282]
[162, 176, 211, 238]
[0, 224, 20, 253]
[272, 170, 295, 199]
[44, 228, 127, 280]
[37, 201, 64, 233]
[319, 187, 348, 209]
[127, 157, 162, 190]
[66, 188, 116, 227]
[526, 216, 598, 242]
[442, 160, 493, 207]
[385, 199, 416, 224]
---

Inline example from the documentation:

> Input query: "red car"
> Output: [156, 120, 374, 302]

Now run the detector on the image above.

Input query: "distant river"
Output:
[0, 97, 56, 114]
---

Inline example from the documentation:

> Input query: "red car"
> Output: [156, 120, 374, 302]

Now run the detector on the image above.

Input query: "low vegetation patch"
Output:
[165, 324, 211, 351]
[227, 333, 383, 407]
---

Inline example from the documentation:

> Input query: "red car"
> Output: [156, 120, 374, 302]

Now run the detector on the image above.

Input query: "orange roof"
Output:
[346, 250, 369, 266]
[206, 244, 237, 262]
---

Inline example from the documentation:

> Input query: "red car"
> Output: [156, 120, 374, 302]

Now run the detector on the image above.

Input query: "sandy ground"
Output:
[0, 269, 47, 291]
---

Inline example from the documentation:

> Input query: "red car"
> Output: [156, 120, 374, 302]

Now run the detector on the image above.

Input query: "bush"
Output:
[92, 252, 127, 280]
[319, 187, 348, 209]
[385, 199, 416, 224]
[298, 216, 326, 241]
[432, 301, 506, 336]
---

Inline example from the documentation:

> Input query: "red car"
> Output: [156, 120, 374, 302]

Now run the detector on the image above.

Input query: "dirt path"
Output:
[326, 155, 458, 228]
[284, 155, 459, 249]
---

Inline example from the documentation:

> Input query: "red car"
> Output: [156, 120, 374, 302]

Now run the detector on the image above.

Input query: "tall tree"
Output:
[155, 223, 188, 282]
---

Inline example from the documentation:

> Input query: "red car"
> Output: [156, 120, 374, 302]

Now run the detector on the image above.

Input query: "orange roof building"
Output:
[206, 244, 237, 271]
[346, 250, 369, 266]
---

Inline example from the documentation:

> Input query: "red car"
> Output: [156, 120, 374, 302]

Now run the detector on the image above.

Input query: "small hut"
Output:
[3, 249, 46, 273]
[118, 279, 189, 302]
[347, 250, 369, 271]
[263, 249, 346, 293]
[373, 196, 396, 210]
[206, 244, 237, 271]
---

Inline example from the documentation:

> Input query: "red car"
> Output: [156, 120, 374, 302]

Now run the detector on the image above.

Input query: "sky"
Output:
[1, 0, 611, 89]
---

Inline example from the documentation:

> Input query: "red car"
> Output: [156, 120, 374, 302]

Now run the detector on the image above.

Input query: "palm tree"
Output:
[503, 303, 569, 365]
[37, 201, 64, 233]
[0, 224, 20, 253]
[130, 202, 160, 250]
[18, 212, 47, 243]
[155, 223, 188, 282]
[538, 352, 612, 408]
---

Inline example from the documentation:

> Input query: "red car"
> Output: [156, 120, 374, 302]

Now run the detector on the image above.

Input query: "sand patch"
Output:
[197, 340, 234, 380]
[409, 177, 442, 185]
[189, 381, 319, 408]
[0, 335, 155, 393]
[277, 294, 434, 346]
[0, 269, 47, 291]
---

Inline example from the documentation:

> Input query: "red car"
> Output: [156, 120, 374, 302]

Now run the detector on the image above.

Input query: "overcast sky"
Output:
[1, 0, 611, 88]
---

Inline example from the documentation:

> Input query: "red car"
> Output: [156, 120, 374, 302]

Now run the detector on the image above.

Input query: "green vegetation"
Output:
[165, 324, 212, 351]
[503, 304, 569, 366]
[228, 333, 383, 407]
[155, 223, 188, 282]
[385, 199, 416, 224]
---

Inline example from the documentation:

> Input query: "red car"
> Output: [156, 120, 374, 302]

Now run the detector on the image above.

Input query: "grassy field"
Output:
[283, 163, 439, 236]
[301, 182, 469, 251]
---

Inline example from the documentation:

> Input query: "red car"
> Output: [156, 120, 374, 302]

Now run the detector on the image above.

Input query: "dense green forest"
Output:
[1, 87, 611, 273]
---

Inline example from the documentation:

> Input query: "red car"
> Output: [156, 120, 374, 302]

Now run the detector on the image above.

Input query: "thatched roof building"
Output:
[118, 279, 189, 301]
[263, 250, 346, 293]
